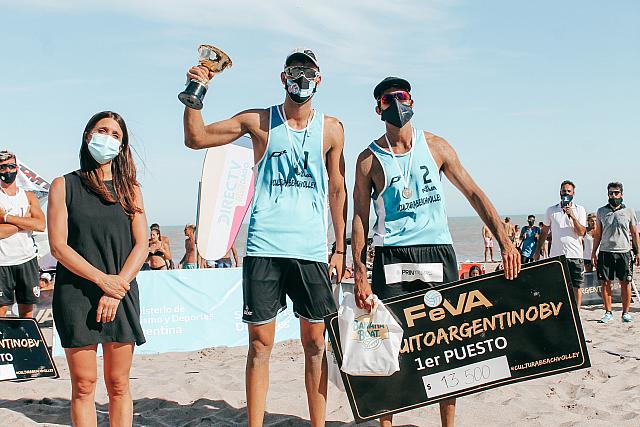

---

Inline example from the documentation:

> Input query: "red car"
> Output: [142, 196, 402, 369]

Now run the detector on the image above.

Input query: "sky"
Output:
[1, 1, 638, 225]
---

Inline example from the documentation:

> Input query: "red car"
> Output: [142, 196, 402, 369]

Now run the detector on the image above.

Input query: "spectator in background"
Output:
[513, 225, 521, 248]
[520, 215, 541, 264]
[592, 182, 639, 324]
[213, 245, 239, 268]
[469, 265, 482, 277]
[536, 180, 586, 307]
[583, 213, 597, 273]
[504, 217, 516, 243]
[147, 228, 171, 270]
[39, 272, 54, 291]
[538, 221, 549, 258]
[0, 150, 46, 319]
[482, 225, 495, 263]
[179, 224, 200, 269]
[150, 223, 173, 268]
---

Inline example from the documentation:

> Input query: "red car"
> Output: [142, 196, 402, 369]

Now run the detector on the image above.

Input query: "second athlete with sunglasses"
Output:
[183, 48, 347, 427]
[351, 77, 521, 427]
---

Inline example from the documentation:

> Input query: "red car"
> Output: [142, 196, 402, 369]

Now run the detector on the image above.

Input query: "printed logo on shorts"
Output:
[243, 306, 253, 316]
[32, 286, 40, 298]
[351, 314, 389, 351]
[384, 262, 444, 284]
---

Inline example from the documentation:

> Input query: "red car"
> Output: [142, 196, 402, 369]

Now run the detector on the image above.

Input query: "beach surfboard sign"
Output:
[325, 256, 590, 422]
[196, 135, 254, 261]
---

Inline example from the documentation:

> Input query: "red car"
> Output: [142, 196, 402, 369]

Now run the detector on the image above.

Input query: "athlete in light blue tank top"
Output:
[369, 127, 453, 247]
[246, 104, 328, 262]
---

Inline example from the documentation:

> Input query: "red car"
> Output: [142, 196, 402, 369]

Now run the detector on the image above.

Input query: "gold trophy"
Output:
[179, 44, 233, 110]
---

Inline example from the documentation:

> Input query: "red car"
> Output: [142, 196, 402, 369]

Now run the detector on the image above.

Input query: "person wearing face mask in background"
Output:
[0, 150, 46, 318]
[351, 77, 521, 427]
[583, 213, 597, 273]
[47, 111, 148, 426]
[535, 180, 587, 307]
[183, 48, 347, 427]
[591, 182, 639, 324]
[519, 214, 541, 264]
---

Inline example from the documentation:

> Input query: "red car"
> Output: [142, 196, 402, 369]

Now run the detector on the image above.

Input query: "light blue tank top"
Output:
[246, 105, 328, 262]
[369, 129, 453, 247]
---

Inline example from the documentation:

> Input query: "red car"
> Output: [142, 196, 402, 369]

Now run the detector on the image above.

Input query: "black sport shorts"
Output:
[597, 251, 633, 283]
[372, 244, 458, 299]
[242, 256, 336, 324]
[0, 257, 40, 305]
[565, 258, 584, 288]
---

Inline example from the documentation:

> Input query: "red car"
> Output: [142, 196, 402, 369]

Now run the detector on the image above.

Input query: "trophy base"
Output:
[178, 80, 207, 110]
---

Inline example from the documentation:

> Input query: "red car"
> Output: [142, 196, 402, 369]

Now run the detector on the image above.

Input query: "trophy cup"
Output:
[178, 44, 233, 110]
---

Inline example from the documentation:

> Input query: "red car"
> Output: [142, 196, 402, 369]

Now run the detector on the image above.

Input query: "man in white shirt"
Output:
[0, 150, 46, 318]
[535, 180, 587, 306]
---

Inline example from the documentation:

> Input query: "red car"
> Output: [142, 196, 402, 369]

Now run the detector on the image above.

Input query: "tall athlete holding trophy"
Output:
[181, 46, 348, 427]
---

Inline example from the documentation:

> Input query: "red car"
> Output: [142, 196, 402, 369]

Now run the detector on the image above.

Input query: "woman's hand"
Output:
[96, 274, 130, 299]
[96, 296, 121, 323]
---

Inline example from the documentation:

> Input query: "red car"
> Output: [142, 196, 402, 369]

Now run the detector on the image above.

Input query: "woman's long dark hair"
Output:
[79, 111, 142, 217]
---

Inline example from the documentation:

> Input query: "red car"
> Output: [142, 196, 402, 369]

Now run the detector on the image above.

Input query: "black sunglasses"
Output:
[0, 163, 17, 171]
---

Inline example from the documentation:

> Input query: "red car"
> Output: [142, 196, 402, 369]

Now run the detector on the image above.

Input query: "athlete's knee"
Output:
[248, 335, 274, 362]
[72, 375, 98, 400]
[301, 335, 325, 357]
[104, 372, 130, 398]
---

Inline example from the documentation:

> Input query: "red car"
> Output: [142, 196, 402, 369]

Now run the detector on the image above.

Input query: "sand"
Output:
[1, 302, 639, 427]
[4, 261, 640, 426]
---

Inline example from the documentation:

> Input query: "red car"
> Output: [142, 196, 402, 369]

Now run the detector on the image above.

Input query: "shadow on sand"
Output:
[0, 397, 420, 426]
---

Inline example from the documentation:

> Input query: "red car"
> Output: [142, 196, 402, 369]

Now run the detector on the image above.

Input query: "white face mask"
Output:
[88, 133, 121, 164]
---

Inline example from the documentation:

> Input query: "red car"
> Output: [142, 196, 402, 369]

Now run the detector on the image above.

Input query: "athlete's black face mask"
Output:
[528, 220, 535, 226]
[0, 171, 17, 185]
[285, 77, 317, 104]
[608, 197, 623, 207]
[381, 98, 414, 128]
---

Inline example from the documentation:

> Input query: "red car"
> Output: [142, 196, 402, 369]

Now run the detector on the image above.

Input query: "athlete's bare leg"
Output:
[440, 399, 456, 427]
[246, 321, 276, 427]
[620, 281, 632, 313]
[18, 303, 34, 318]
[602, 280, 613, 312]
[300, 319, 328, 427]
[572, 287, 582, 308]
[379, 399, 455, 427]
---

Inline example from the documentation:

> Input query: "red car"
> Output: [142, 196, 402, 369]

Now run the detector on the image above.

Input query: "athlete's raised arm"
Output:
[352, 149, 375, 309]
[182, 65, 268, 150]
[429, 133, 520, 280]
[325, 117, 347, 283]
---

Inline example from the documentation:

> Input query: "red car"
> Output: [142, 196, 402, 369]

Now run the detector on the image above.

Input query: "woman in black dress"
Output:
[48, 111, 148, 426]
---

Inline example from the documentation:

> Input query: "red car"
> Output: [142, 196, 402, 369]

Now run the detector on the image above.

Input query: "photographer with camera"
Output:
[535, 180, 587, 306]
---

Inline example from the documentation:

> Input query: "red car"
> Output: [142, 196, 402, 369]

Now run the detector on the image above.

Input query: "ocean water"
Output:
[159, 214, 539, 266]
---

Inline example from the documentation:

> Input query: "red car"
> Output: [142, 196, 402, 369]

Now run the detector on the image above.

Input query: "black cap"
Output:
[373, 76, 411, 100]
[285, 48, 320, 69]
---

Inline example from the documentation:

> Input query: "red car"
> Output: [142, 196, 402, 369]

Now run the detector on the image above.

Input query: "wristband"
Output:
[3, 213, 8, 224]
[335, 250, 346, 255]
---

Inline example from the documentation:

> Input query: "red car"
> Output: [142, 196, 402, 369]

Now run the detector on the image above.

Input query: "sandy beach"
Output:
[1, 298, 639, 426]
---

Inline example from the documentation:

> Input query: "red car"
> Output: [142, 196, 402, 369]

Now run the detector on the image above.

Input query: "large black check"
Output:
[325, 256, 590, 422]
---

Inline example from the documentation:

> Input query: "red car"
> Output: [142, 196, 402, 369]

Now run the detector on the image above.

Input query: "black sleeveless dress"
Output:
[53, 171, 145, 348]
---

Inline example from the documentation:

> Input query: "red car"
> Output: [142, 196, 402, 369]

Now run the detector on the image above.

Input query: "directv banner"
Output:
[325, 257, 590, 422]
